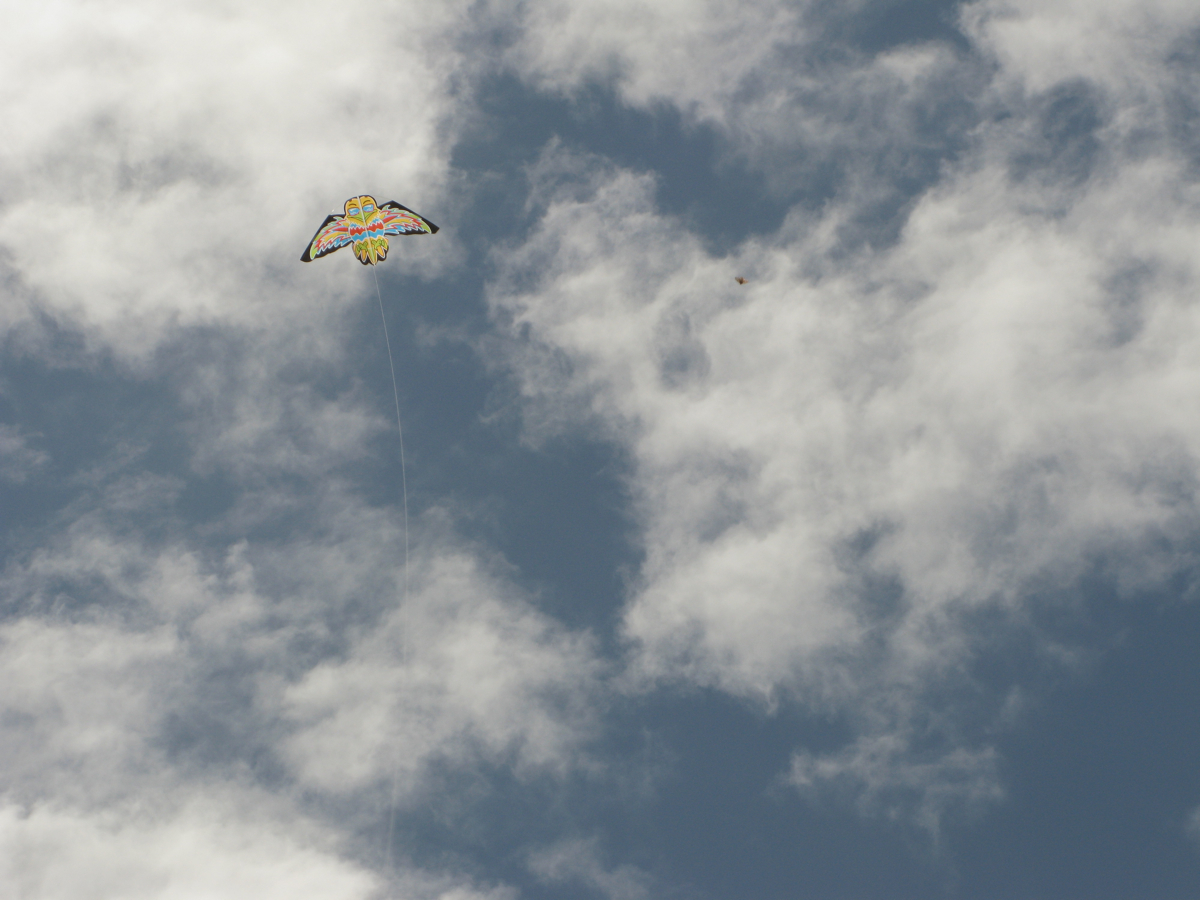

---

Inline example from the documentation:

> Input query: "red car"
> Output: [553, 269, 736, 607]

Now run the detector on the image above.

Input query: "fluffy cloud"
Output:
[488, 0, 1200, 818]
[489, 0, 981, 228]
[963, 0, 1200, 95]
[0, 800, 378, 900]
[0, 483, 602, 893]
[280, 536, 603, 797]
[492, 0, 798, 114]
[0, 798, 523, 900]
[0, 0, 462, 359]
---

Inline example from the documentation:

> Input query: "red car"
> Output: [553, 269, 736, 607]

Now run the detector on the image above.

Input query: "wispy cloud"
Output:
[0, 425, 48, 482]
[528, 837, 652, 900]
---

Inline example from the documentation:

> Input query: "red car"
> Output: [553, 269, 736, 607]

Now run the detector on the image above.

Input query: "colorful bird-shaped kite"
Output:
[301, 195, 438, 266]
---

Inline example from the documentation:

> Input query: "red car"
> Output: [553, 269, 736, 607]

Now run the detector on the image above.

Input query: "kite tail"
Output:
[371, 265, 409, 883]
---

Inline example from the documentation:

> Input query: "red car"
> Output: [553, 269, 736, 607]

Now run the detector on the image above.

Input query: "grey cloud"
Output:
[528, 837, 652, 900]
[1008, 79, 1107, 189]
[654, 307, 711, 392]
[0, 425, 48, 483]
[789, 735, 1004, 832]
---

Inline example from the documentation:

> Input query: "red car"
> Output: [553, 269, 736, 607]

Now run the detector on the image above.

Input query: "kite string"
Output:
[371, 265, 408, 885]
[371, 263, 410, 610]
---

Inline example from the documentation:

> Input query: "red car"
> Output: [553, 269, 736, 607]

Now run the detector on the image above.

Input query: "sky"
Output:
[2, 1, 1200, 898]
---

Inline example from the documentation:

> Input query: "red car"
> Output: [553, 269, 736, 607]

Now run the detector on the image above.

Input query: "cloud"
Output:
[491, 0, 799, 115]
[0, 798, 521, 900]
[0, 425, 48, 482]
[0, 0, 463, 361]
[487, 0, 1200, 817]
[0, 409, 605, 780]
[0, 471, 604, 893]
[0, 799, 378, 900]
[280, 533, 604, 798]
[528, 837, 652, 900]
[486, 0, 985, 247]
[788, 730, 1004, 834]
[963, 0, 1200, 96]
[491, 0, 1200, 249]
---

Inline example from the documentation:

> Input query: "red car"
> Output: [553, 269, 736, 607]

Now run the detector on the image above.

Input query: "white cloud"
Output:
[0, 488, 603, 892]
[279, 534, 604, 798]
[0, 461, 604, 782]
[0, 800, 378, 900]
[963, 0, 1200, 95]
[488, 0, 982, 221]
[488, 0, 1200, 813]
[0, 616, 179, 807]
[0, 0, 463, 360]
[0, 797, 518, 900]
[492, 0, 799, 115]
[493, 0, 1200, 243]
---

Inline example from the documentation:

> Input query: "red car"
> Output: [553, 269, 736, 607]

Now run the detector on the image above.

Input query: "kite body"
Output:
[301, 195, 438, 265]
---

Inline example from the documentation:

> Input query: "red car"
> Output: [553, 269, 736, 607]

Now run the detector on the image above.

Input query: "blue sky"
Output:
[3, 1, 1200, 898]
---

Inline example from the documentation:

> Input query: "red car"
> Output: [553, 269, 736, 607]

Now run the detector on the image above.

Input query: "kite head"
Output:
[344, 195, 378, 220]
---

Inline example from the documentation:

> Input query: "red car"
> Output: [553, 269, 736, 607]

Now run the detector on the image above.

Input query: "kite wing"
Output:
[378, 201, 439, 236]
[301, 213, 355, 262]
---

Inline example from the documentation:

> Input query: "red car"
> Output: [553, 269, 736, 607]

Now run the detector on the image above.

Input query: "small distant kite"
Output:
[735, 276, 748, 285]
[301, 195, 438, 266]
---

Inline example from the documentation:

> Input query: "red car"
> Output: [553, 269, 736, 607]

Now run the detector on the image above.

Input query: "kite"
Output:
[301, 195, 438, 266]
[735, 276, 748, 285]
